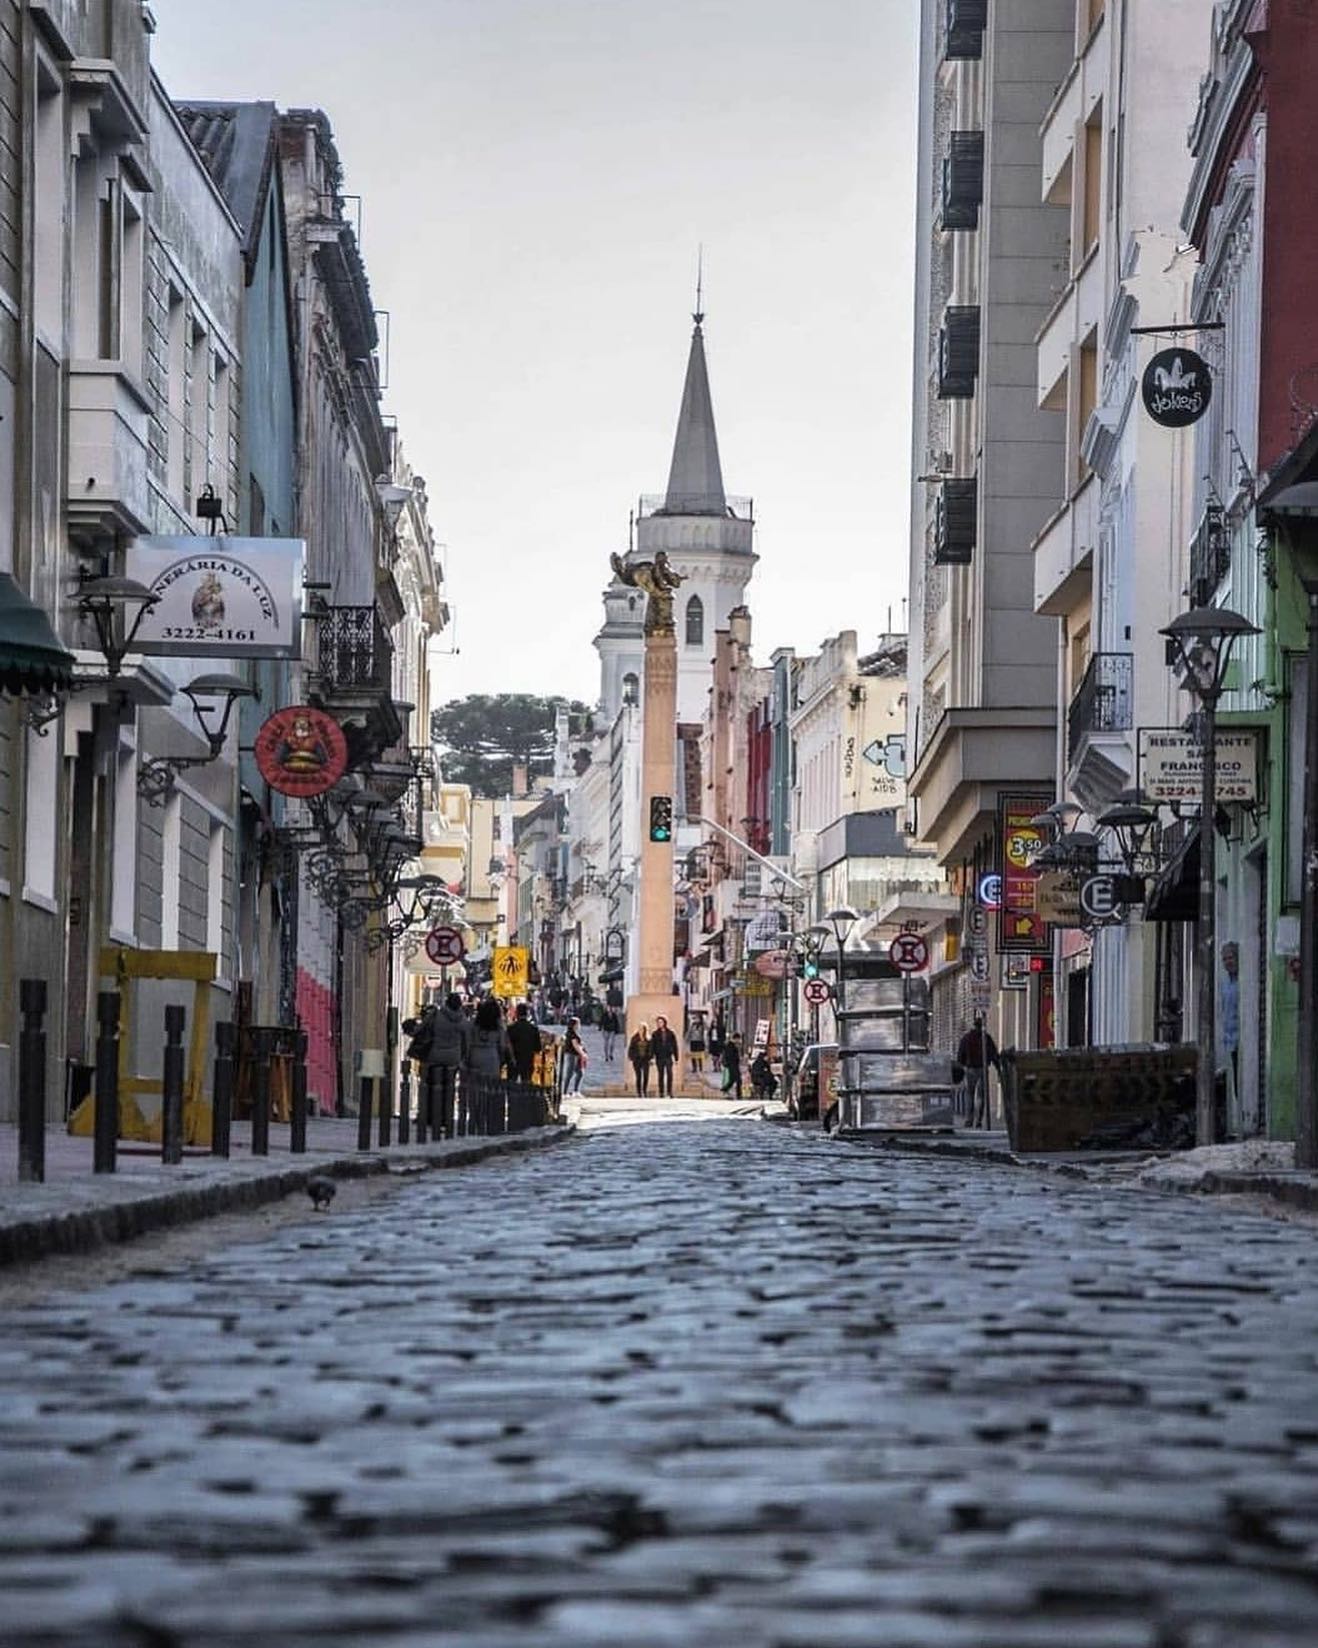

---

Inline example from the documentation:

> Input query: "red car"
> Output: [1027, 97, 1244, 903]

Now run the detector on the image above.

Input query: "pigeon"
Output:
[306, 1175, 337, 1212]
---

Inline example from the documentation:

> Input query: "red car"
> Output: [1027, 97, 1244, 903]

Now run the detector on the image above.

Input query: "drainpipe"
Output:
[1296, 580, 1318, 1167]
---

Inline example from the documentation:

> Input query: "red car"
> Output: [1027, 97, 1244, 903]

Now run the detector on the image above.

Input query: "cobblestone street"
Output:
[3, 1114, 1318, 1647]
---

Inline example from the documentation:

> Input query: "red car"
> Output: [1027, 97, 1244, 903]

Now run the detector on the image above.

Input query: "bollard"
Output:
[251, 1033, 271, 1157]
[378, 1065, 392, 1149]
[212, 1021, 235, 1158]
[290, 1029, 308, 1154]
[17, 979, 47, 1184]
[94, 991, 121, 1174]
[161, 1004, 186, 1165]
[398, 1063, 411, 1145]
[357, 1075, 374, 1150]
[414, 1066, 428, 1145]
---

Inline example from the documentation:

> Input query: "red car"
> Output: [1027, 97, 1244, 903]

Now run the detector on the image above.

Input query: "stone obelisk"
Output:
[614, 551, 685, 1082]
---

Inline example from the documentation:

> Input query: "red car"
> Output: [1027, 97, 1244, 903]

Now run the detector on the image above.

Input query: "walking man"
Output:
[420, 993, 470, 1137]
[506, 1002, 542, 1084]
[955, 1018, 1000, 1129]
[651, 1014, 679, 1097]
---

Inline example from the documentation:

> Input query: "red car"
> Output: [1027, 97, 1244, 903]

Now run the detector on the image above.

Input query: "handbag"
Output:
[721, 1065, 733, 1091]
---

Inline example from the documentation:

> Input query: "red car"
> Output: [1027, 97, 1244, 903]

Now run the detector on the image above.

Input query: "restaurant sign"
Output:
[1138, 728, 1259, 803]
[998, 792, 1051, 954]
[126, 536, 305, 659]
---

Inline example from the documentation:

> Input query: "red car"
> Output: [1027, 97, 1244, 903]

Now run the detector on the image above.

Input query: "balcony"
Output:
[316, 604, 392, 696]
[934, 478, 977, 565]
[67, 362, 154, 541]
[941, 132, 984, 230]
[945, 0, 987, 60]
[1067, 651, 1133, 809]
[937, 306, 980, 399]
[1188, 503, 1229, 607]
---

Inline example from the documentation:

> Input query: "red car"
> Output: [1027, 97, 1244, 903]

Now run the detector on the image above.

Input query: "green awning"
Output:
[0, 574, 75, 695]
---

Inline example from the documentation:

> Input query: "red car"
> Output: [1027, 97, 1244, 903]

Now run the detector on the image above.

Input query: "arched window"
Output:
[622, 672, 639, 707]
[685, 594, 704, 647]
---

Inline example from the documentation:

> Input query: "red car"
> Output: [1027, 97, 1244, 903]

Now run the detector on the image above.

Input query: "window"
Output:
[160, 793, 181, 948]
[111, 742, 137, 939]
[1076, 332, 1098, 487]
[22, 727, 58, 905]
[685, 594, 704, 647]
[34, 64, 63, 343]
[166, 287, 186, 499]
[207, 822, 226, 964]
[187, 322, 208, 506]
[1081, 109, 1103, 262]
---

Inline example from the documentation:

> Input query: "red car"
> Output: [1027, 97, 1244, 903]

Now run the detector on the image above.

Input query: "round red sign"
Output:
[889, 932, 930, 974]
[254, 705, 349, 798]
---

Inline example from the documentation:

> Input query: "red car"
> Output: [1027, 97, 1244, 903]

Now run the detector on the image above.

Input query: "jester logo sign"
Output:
[1141, 348, 1212, 429]
[254, 705, 348, 798]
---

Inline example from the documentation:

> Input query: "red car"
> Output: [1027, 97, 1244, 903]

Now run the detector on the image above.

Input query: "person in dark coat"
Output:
[955, 1020, 1000, 1129]
[417, 993, 470, 1136]
[506, 1003, 542, 1084]
[466, 996, 511, 1079]
[651, 1014, 679, 1097]
[721, 1035, 743, 1100]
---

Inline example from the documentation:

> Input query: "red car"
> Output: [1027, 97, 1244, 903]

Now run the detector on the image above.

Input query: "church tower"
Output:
[594, 306, 757, 726]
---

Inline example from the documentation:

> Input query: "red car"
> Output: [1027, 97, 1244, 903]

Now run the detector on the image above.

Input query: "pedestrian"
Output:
[418, 992, 470, 1137]
[750, 1048, 777, 1102]
[651, 1014, 679, 1097]
[709, 1017, 725, 1065]
[687, 1015, 706, 1074]
[466, 996, 511, 1079]
[955, 1018, 1000, 1129]
[628, 1022, 652, 1097]
[720, 1034, 743, 1100]
[561, 1015, 587, 1095]
[506, 1002, 542, 1084]
[601, 1007, 620, 1062]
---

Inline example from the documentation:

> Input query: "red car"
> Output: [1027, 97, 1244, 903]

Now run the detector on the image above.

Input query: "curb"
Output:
[0, 1125, 576, 1269]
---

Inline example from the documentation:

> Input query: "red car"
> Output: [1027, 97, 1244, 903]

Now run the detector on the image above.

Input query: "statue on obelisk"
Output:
[611, 549, 687, 1085]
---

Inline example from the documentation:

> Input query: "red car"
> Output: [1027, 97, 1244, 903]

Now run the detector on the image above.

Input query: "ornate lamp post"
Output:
[76, 576, 160, 677]
[825, 906, 859, 1013]
[1159, 606, 1259, 1144]
[137, 674, 259, 804]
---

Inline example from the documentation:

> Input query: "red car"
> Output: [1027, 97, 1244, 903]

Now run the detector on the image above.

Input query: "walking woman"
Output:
[561, 1015, 587, 1095]
[628, 1022, 652, 1097]
[466, 997, 511, 1079]
[601, 1007, 620, 1062]
[721, 1034, 743, 1100]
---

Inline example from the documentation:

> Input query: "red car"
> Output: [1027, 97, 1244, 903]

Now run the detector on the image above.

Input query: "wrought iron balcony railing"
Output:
[934, 477, 977, 565]
[1067, 652, 1133, 766]
[937, 305, 980, 399]
[317, 604, 393, 695]
[1188, 502, 1229, 607]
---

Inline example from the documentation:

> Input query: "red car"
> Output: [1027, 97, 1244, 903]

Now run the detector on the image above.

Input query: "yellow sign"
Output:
[492, 945, 529, 999]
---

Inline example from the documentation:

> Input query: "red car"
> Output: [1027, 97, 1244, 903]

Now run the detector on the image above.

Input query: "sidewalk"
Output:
[838, 1123, 1318, 1212]
[0, 1115, 573, 1268]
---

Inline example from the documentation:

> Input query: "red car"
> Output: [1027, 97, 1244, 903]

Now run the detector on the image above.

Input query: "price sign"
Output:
[425, 926, 466, 966]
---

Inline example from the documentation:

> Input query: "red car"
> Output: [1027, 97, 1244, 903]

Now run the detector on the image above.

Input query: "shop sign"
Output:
[1138, 728, 1259, 803]
[998, 793, 1051, 954]
[254, 705, 348, 797]
[753, 948, 788, 980]
[1141, 348, 1212, 429]
[1037, 870, 1084, 927]
[736, 970, 774, 998]
[127, 536, 305, 658]
[1001, 954, 1031, 992]
[745, 911, 784, 952]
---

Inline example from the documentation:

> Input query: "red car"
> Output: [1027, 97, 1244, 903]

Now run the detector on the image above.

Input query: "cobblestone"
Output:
[1, 1117, 1318, 1643]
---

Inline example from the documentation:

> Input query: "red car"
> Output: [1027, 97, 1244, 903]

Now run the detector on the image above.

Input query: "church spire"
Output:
[663, 294, 727, 517]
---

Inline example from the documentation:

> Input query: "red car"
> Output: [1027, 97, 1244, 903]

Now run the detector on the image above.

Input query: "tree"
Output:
[430, 693, 592, 797]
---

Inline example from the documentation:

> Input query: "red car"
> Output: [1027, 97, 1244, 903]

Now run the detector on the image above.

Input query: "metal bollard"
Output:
[212, 1021, 235, 1158]
[378, 1064, 392, 1149]
[17, 979, 47, 1183]
[161, 1004, 186, 1166]
[414, 1067, 427, 1145]
[251, 1033, 271, 1157]
[94, 991, 121, 1174]
[290, 1029, 308, 1154]
[357, 1075, 374, 1150]
[398, 1063, 411, 1145]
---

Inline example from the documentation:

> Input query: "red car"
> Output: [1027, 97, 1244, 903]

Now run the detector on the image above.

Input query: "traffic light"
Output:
[648, 794, 673, 843]
[802, 957, 820, 979]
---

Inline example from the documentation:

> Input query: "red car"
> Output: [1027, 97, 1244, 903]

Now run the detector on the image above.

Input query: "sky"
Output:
[153, 0, 920, 708]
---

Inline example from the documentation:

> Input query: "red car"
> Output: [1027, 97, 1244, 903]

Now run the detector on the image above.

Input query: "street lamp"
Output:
[77, 576, 160, 677]
[1159, 605, 1259, 1145]
[137, 674, 260, 805]
[825, 906, 859, 1012]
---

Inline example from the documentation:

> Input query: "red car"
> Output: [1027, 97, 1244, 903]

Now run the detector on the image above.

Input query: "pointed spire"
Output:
[663, 306, 727, 517]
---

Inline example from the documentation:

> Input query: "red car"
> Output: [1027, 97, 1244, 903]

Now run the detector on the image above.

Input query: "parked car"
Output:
[789, 1042, 838, 1121]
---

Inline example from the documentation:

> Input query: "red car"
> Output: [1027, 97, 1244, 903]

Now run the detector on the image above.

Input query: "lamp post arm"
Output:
[699, 816, 807, 893]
